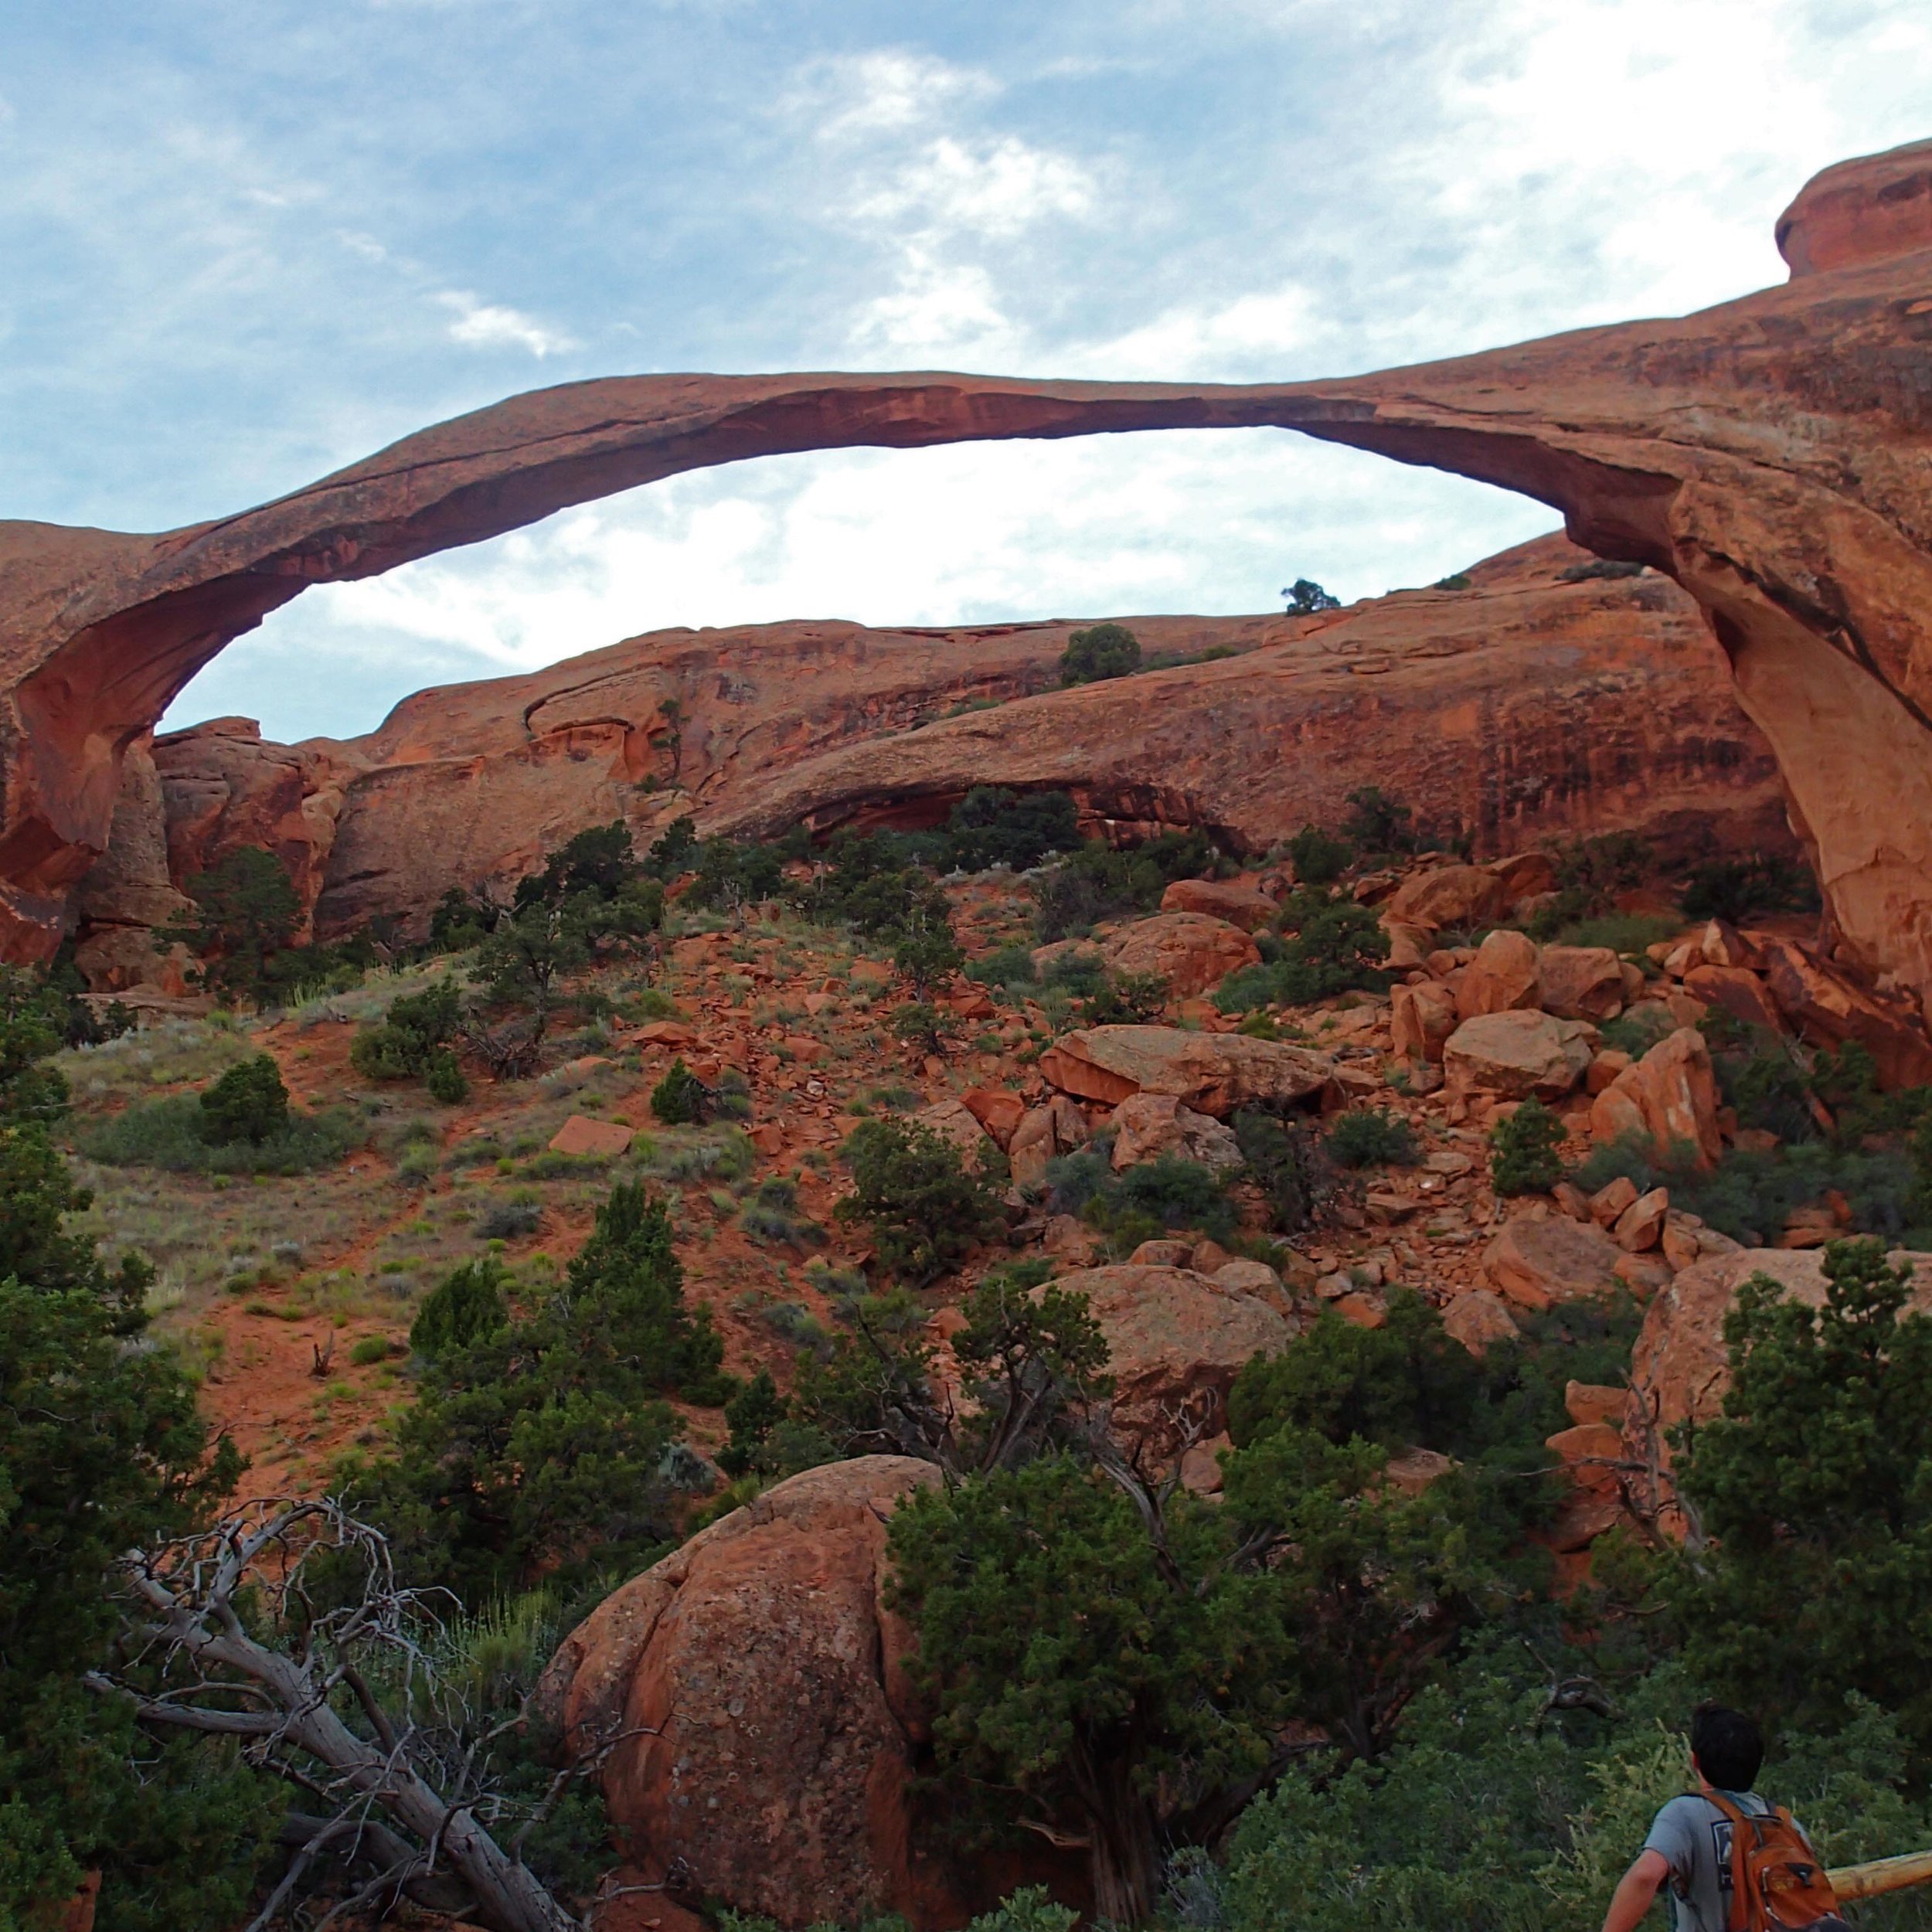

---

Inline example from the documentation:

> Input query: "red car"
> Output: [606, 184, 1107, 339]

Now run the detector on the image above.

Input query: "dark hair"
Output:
[1691, 1703, 1765, 1792]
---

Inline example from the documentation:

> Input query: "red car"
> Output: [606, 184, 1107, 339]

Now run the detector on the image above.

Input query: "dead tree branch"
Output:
[90, 1498, 585, 1932]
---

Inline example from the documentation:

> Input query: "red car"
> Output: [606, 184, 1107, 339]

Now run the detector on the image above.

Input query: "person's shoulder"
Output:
[1651, 1794, 1715, 1825]
[1645, 1792, 1714, 1852]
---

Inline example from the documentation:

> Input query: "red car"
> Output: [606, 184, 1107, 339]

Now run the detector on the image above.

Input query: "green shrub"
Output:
[167, 845, 303, 1007]
[1339, 786, 1416, 857]
[1681, 850, 1820, 924]
[1101, 1154, 1234, 1243]
[1059, 621, 1141, 685]
[943, 787, 1080, 871]
[1214, 889, 1389, 1012]
[1073, 969, 1168, 1027]
[349, 1335, 396, 1366]
[0, 1138, 275, 1926]
[424, 1048, 468, 1104]
[835, 1117, 1000, 1287]
[1573, 1132, 1930, 1250]
[1488, 1099, 1566, 1196]
[1327, 1107, 1419, 1168]
[410, 1258, 509, 1357]
[738, 1176, 821, 1249]
[1282, 577, 1340, 614]
[968, 941, 1039, 990]
[473, 1197, 543, 1242]
[893, 916, 966, 997]
[1032, 831, 1212, 942]
[890, 1002, 956, 1057]
[716, 1369, 787, 1478]
[1285, 823, 1352, 886]
[1235, 1107, 1333, 1233]
[1550, 910, 1679, 956]
[81, 1093, 362, 1175]
[1526, 832, 1658, 940]
[651, 1056, 709, 1125]
[1677, 1239, 1932, 1781]
[348, 1182, 721, 1598]
[350, 978, 464, 1083]
[197, 1053, 290, 1146]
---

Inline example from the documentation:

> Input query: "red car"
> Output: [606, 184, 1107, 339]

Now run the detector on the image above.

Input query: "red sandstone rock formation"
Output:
[536, 1456, 1049, 1928]
[9, 138, 1932, 1012]
[110, 536, 1786, 947]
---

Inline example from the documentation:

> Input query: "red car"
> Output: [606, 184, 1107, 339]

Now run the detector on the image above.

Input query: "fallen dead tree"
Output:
[88, 1498, 640, 1932]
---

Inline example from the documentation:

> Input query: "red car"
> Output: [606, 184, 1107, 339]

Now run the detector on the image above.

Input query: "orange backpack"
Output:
[1706, 1790, 1850, 1932]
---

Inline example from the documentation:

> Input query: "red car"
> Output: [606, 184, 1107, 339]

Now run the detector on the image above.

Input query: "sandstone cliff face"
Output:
[7, 141, 1932, 1010]
[84, 534, 1786, 951]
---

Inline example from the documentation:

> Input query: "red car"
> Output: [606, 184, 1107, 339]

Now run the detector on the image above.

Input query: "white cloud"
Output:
[1073, 286, 1319, 381]
[851, 134, 1095, 236]
[437, 291, 578, 358]
[805, 49, 998, 138]
[846, 250, 1023, 363]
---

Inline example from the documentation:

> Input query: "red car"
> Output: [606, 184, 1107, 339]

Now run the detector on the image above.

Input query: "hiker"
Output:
[1600, 1702, 1848, 1932]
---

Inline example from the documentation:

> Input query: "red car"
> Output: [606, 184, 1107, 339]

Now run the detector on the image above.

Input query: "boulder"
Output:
[1391, 979, 1459, 1065]
[536, 1457, 1004, 1927]
[1589, 1175, 1640, 1226]
[1039, 1026, 1331, 1117]
[1159, 878, 1277, 932]
[1628, 1248, 1932, 1512]
[1681, 963, 1782, 1036]
[1128, 1238, 1196, 1267]
[1699, 920, 1764, 971]
[915, 1099, 998, 1165]
[1757, 937, 1932, 1090]
[1482, 1214, 1624, 1311]
[1565, 1380, 1628, 1427]
[1613, 1187, 1670, 1253]
[547, 1115, 635, 1158]
[1614, 1251, 1675, 1298]
[1442, 1288, 1522, 1355]
[1488, 850, 1558, 899]
[1213, 1257, 1293, 1304]
[1587, 1028, 1723, 1169]
[960, 1087, 1027, 1149]
[1094, 912, 1261, 1000]
[1383, 919, 1434, 971]
[1455, 928, 1542, 1019]
[1008, 1094, 1090, 1194]
[1443, 1010, 1596, 1100]
[1049, 1264, 1291, 1452]
[1107, 1092, 1244, 1172]
[1587, 1049, 1633, 1095]
[1539, 946, 1627, 1022]
[1383, 864, 1511, 931]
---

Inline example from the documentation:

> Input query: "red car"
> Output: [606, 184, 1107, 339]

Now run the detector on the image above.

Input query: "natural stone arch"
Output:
[5, 136, 1932, 1013]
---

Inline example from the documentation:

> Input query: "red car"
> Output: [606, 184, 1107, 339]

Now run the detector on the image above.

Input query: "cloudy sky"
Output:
[3, 1, 1927, 743]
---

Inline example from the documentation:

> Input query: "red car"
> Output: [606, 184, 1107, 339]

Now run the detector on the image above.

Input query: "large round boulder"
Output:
[1443, 1009, 1596, 1099]
[1049, 1263, 1293, 1452]
[537, 1457, 966, 1928]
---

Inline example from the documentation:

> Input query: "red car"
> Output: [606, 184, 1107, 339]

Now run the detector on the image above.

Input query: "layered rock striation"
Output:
[9, 139, 1932, 1009]
[91, 534, 1784, 950]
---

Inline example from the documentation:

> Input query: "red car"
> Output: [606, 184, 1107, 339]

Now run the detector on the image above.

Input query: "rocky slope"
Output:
[6, 139, 1932, 1007]
[62, 532, 1788, 971]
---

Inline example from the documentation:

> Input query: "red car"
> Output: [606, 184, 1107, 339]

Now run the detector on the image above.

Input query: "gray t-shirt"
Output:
[1643, 1790, 1803, 1932]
